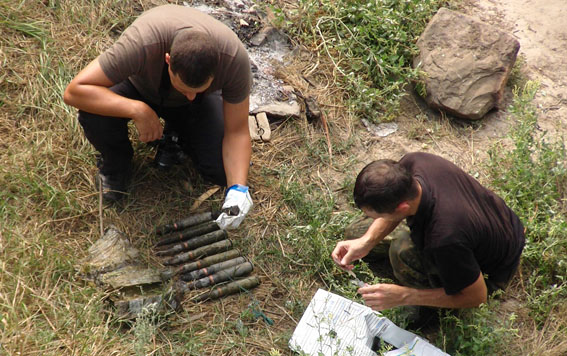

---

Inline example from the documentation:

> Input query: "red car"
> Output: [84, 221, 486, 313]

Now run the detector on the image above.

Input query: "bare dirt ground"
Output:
[336, 0, 567, 189]
[463, 0, 567, 135]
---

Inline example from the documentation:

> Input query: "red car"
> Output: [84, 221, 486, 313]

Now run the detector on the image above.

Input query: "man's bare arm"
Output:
[63, 57, 162, 142]
[360, 272, 488, 310]
[222, 96, 251, 187]
[364, 217, 401, 245]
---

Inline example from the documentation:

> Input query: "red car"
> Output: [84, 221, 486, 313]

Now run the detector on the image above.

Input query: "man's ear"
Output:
[165, 53, 171, 65]
[396, 201, 411, 214]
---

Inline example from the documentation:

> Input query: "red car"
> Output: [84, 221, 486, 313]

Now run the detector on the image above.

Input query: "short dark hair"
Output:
[353, 159, 418, 213]
[169, 30, 219, 87]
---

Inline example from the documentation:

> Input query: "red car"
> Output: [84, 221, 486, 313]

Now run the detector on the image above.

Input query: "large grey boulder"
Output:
[414, 7, 520, 120]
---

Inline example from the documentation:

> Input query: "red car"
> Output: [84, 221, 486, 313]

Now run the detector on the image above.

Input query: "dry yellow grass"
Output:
[2, 0, 566, 355]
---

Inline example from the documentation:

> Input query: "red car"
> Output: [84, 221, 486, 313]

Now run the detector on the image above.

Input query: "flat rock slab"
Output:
[414, 7, 520, 120]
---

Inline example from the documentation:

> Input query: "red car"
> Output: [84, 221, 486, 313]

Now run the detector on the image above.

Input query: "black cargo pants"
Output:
[77, 79, 227, 186]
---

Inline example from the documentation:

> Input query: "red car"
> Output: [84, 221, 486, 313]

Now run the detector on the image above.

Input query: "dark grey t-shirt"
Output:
[99, 4, 251, 106]
[402, 152, 525, 295]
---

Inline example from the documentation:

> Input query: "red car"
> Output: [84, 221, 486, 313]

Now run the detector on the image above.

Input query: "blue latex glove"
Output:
[215, 184, 253, 230]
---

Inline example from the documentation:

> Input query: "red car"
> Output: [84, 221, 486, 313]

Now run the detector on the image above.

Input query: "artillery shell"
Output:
[155, 221, 219, 247]
[155, 211, 220, 235]
[175, 249, 241, 275]
[180, 256, 247, 281]
[191, 276, 260, 302]
[155, 230, 227, 257]
[162, 239, 232, 266]
[180, 261, 253, 291]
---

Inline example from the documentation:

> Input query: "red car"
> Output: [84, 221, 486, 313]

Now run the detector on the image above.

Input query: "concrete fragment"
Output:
[414, 7, 520, 120]
[255, 112, 271, 141]
[248, 115, 261, 141]
[250, 26, 287, 48]
[251, 101, 301, 120]
[248, 113, 271, 141]
[361, 119, 398, 137]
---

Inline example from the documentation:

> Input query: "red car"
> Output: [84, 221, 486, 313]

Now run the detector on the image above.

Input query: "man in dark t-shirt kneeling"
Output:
[332, 152, 525, 313]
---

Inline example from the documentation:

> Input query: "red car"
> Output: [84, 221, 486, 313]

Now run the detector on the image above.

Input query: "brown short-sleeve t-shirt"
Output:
[98, 5, 251, 106]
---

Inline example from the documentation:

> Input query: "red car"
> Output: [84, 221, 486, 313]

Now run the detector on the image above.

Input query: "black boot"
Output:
[153, 131, 187, 170]
[96, 157, 130, 203]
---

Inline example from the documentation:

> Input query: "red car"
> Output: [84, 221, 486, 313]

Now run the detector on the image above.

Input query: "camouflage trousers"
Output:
[388, 231, 442, 289]
[389, 232, 509, 294]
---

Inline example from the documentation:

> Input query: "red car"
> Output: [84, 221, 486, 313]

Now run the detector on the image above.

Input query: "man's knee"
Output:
[389, 233, 431, 288]
[196, 162, 226, 186]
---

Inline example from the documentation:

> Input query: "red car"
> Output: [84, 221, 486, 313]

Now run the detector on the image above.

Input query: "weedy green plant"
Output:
[487, 81, 567, 328]
[438, 302, 518, 355]
[132, 306, 160, 356]
[277, 0, 448, 122]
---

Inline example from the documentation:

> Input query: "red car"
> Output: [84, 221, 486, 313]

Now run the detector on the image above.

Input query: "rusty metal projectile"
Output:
[162, 239, 232, 266]
[180, 256, 247, 282]
[155, 230, 227, 257]
[155, 211, 220, 236]
[155, 220, 219, 247]
[165, 249, 241, 278]
[191, 276, 260, 302]
[178, 261, 253, 291]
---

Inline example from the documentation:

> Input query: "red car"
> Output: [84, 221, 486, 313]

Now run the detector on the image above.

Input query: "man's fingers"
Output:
[331, 244, 346, 263]
[340, 249, 357, 267]
[138, 126, 163, 143]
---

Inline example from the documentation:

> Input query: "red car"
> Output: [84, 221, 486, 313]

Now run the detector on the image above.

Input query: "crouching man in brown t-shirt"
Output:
[64, 5, 253, 229]
[332, 152, 525, 325]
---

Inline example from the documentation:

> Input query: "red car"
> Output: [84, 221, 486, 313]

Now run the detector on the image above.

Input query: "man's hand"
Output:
[358, 283, 410, 311]
[131, 102, 163, 142]
[358, 273, 488, 310]
[215, 184, 253, 230]
[63, 57, 163, 143]
[331, 237, 374, 270]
